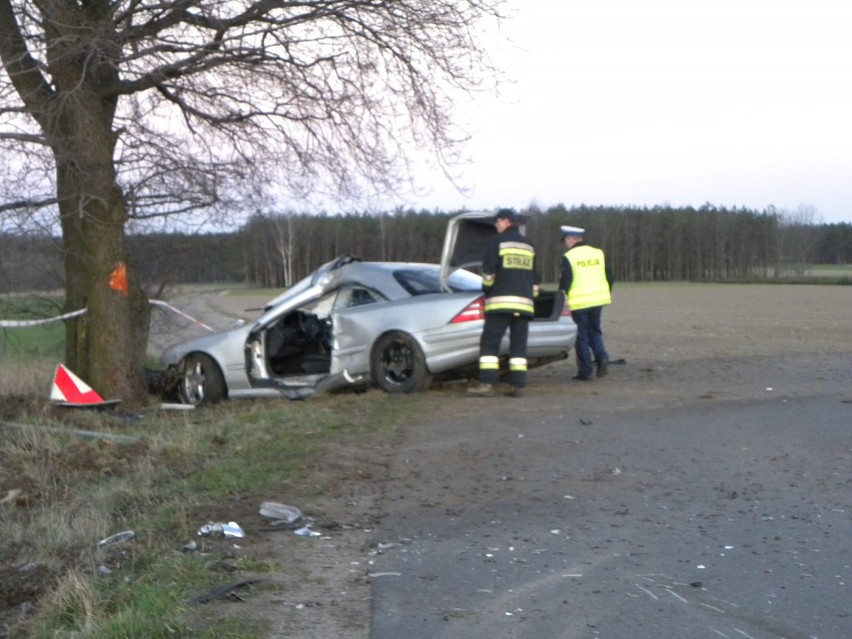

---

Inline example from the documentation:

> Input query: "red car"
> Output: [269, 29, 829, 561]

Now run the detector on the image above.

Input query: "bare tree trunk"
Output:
[272, 214, 297, 287]
[52, 94, 149, 400]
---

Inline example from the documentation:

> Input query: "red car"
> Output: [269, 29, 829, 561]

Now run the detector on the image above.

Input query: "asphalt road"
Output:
[367, 352, 852, 639]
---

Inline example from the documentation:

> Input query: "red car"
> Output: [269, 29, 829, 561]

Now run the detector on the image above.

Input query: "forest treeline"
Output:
[2, 204, 851, 294]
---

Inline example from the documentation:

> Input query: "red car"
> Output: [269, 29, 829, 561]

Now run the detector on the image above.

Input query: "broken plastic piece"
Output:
[294, 525, 321, 538]
[259, 501, 303, 524]
[160, 403, 195, 411]
[197, 521, 245, 538]
[98, 530, 135, 548]
[188, 579, 263, 605]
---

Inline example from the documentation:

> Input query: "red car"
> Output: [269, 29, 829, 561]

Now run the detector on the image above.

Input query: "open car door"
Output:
[246, 276, 375, 398]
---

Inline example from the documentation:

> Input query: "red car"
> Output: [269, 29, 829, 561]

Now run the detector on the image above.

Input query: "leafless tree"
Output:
[271, 214, 297, 288]
[0, 0, 505, 399]
[780, 204, 821, 275]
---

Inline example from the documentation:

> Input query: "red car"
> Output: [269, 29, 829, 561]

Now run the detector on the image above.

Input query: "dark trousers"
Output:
[572, 306, 608, 378]
[478, 313, 530, 387]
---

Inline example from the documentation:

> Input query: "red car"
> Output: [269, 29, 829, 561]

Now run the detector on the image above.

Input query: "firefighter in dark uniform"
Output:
[559, 225, 612, 381]
[467, 209, 540, 398]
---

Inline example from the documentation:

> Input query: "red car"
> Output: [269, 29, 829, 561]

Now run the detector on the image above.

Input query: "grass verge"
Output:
[1, 383, 425, 638]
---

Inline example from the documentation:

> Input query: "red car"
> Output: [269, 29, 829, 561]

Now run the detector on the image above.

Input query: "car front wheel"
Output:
[178, 353, 227, 406]
[370, 331, 432, 394]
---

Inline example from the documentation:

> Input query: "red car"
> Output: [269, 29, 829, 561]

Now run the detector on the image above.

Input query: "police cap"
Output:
[560, 225, 585, 238]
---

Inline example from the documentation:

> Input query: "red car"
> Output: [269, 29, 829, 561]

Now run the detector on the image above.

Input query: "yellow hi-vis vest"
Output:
[565, 245, 611, 310]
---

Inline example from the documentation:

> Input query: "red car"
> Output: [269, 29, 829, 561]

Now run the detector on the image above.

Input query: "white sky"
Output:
[390, 0, 852, 223]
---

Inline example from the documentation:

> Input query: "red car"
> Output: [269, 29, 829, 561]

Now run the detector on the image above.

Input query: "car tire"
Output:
[371, 331, 433, 394]
[178, 353, 227, 406]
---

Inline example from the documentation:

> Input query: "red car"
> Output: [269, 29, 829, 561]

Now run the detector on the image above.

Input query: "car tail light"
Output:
[450, 296, 485, 323]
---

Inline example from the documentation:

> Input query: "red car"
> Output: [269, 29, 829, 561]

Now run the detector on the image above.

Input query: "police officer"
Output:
[467, 209, 540, 398]
[559, 225, 612, 381]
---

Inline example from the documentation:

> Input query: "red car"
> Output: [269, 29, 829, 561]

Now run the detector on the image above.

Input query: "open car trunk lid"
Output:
[438, 211, 528, 291]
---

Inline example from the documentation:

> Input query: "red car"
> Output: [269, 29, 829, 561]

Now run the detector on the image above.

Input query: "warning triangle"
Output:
[50, 364, 120, 408]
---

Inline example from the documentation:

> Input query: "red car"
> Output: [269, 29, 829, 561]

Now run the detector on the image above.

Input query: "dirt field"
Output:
[151, 282, 852, 638]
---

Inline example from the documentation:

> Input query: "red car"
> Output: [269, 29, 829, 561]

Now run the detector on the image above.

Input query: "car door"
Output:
[245, 280, 383, 397]
[245, 284, 329, 389]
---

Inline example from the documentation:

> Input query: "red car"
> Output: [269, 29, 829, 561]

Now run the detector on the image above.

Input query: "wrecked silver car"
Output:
[160, 212, 577, 405]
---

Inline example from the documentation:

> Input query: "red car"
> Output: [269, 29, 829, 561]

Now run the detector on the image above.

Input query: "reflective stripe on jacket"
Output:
[564, 245, 611, 310]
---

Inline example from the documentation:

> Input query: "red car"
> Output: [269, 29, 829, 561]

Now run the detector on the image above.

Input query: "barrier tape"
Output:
[1, 300, 216, 332]
[0, 308, 87, 328]
[148, 299, 215, 332]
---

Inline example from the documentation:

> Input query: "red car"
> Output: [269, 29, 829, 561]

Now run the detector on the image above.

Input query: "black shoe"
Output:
[506, 386, 523, 398]
[572, 374, 592, 381]
[596, 359, 609, 378]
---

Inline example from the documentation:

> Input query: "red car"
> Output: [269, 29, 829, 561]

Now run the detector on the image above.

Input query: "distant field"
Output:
[807, 264, 852, 277]
[225, 287, 280, 298]
[0, 296, 65, 360]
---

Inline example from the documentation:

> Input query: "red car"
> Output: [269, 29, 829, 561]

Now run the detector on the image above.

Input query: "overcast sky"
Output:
[390, 0, 852, 223]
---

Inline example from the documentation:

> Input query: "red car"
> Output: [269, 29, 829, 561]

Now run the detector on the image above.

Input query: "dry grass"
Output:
[0, 356, 54, 399]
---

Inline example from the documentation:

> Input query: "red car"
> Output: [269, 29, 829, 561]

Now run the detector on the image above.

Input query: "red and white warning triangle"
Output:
[50, 364, 121, 408]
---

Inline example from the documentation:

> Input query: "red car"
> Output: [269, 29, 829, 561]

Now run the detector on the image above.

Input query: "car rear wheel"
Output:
[179, 353, 227, 406]
[371, 331, 432, 394]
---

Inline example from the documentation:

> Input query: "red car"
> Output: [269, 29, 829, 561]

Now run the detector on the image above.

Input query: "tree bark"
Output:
[54, 124, 149, 400]
[45, 16, 149, 399]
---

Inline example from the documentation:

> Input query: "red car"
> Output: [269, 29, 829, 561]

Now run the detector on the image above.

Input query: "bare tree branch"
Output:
[0, 0, 506, 398]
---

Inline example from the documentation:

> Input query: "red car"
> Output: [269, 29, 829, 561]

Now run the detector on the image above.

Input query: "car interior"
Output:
[264, 285, 382, 377]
